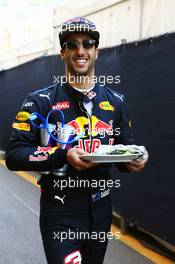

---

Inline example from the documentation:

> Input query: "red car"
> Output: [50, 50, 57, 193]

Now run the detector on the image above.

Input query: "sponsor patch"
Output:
[16, 111, 31, 121]
[22, 101, 34, 108]
[12, 122, 30, 131]
[64, 250, 82, 264]
[39, 92, 51, 100]
[99, 101, 115, 111]
[28, 146, 58, 162]
[92, 192, 101, 202]
[86, 91, 96, 100]
[92, 189, 110, 202]
[67, 115, 113, 138]
[52, 101, 70, 110]
[29, 154, 48, 161]
[36, 146, 58, 155]
[101, 189, 110, 198]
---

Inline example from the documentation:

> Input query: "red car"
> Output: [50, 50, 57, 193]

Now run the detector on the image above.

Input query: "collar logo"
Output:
[99, 101, 115, 111]
[86, 91, 96, 100]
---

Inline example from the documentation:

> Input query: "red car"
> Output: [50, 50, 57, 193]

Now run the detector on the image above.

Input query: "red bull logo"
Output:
[67, 115, 113, 137]
[93, 119, 113, 136]
[66, 115, 115, 153]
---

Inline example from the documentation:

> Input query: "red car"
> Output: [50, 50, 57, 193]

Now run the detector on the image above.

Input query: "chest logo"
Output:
[52, 101, 70, 110]
[99, 101, 115, 111]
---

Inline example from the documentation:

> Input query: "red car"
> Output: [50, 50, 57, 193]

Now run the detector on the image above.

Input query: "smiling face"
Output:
[60, 33, 99, 78]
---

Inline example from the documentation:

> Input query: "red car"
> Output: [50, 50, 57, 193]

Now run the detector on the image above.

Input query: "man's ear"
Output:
[60, 49, 65, 61]
[95, 48, 99, 60]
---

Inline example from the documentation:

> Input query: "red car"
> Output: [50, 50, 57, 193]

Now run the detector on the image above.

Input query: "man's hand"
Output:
[67, 148, 97, 171]
[126, 148, 149, 173]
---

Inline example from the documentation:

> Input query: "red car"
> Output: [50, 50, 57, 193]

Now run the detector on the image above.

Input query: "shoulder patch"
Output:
[12, 122, 30, 131]
[16, 111, 31, 121]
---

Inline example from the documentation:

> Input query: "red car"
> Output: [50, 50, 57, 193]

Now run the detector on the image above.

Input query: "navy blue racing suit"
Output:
[6, 82, 133, 264]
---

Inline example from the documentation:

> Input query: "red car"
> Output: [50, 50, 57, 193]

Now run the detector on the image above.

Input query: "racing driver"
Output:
[6, 17, 148, 264]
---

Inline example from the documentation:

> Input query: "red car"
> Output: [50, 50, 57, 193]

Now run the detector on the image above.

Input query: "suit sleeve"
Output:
[116, 95, 134, 145]
[6, 94, 67, 171]
[115, 95, 134, 172]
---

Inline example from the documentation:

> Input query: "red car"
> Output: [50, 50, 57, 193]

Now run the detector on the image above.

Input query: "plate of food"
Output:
[80, 144, 143, 163]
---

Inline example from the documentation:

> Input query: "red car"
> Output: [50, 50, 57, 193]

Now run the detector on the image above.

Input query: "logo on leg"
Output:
[91, 189, 110, 202]
[64, 250, 82, 264]
[54, 195, 66, 205]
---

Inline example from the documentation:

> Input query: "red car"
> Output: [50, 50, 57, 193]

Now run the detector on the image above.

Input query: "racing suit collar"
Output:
[63, 82, 101, 103]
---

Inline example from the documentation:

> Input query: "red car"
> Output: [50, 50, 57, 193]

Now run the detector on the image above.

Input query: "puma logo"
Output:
[39, 92, 51, 100]
[54, 195, 66, 204]
[114, 93, 124, 102]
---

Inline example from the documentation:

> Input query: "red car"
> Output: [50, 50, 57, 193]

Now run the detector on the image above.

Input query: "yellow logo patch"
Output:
[99, 101, 115, 111]
[12, 122, 30, 131]
[16, 111, 31, 121]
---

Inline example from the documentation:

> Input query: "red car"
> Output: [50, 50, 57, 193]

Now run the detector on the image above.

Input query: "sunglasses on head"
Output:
[62, 39, 96, 50]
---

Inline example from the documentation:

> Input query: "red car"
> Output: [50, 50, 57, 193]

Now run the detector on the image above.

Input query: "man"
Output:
[6, 17, 148, 264]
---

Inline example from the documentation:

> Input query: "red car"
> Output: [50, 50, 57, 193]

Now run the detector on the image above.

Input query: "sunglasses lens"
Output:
[66, 41, 78, 50]
[63, 39, 96, 50]
[83, 40, 95, 49]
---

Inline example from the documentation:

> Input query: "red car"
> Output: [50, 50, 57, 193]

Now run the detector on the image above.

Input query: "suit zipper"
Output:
[78, 101, 92, 153]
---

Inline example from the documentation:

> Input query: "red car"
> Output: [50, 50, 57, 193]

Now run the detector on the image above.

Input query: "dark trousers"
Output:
[39, 191, 112, 264]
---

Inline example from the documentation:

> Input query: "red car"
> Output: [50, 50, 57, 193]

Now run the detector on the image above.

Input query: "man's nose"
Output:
[75, 44, 85, 55]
